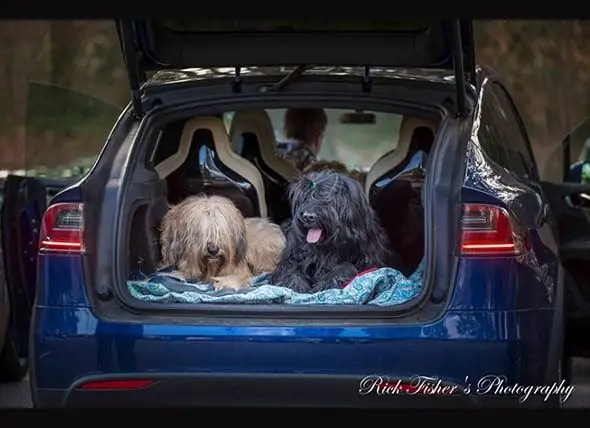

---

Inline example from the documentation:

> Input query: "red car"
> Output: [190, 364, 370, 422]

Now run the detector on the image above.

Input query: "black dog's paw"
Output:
[288, 281, 313, 294]
[333, 263, 358, 278]
[312, 263, 358, 292]
[273, 273, 313, 293]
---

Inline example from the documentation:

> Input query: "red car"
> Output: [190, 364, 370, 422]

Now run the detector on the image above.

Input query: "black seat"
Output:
[240, 132, 290, 224]
[128, 179, 169, 274]
[228, 109, 298, 185]
[369, 126, 434, 199]
[167, 128, 259, 218]
[371, 180, 424, 276]
[369, 127, 435, 276]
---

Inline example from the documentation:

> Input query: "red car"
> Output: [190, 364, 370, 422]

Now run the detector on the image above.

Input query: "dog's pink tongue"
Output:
[306, 228, 323, 244]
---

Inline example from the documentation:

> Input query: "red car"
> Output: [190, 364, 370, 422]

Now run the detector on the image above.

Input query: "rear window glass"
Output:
[159, 20, 430, 33]
[224, 108, 403, 173]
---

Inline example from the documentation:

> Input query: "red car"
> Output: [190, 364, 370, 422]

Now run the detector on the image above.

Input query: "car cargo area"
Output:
[117, 104, 439, 309]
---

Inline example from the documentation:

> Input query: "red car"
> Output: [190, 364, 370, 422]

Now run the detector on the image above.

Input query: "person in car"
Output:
[276, 108, 328, 171]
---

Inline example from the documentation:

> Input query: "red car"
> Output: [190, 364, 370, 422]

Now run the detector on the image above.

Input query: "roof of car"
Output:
[147, 66, 465, 87]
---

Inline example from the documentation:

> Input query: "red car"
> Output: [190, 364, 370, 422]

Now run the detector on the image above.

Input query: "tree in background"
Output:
[475, 20, 590, 180]
[0, 20, 127, 172]
[0, 20, 589, 181]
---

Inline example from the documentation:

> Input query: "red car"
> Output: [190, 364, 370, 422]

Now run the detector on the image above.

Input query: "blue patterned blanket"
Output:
[127, 261, 424, 306]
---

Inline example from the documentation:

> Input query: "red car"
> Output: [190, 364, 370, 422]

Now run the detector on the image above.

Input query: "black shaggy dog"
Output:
[271, 170, 397, 293]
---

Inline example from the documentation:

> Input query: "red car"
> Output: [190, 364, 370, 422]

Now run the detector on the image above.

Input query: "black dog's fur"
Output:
[271, 170, 397, 293]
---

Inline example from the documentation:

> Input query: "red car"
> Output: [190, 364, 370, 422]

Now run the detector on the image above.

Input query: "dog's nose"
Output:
[206, 243, 219, 256]
[302, 212, 317, 223]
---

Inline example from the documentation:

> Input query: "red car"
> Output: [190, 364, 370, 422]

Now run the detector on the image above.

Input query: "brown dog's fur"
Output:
[159, 195, 285, 290]
[244, 217, 286, 275]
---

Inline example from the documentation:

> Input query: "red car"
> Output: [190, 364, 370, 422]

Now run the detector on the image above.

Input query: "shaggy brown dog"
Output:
[160, 195, 285, 290]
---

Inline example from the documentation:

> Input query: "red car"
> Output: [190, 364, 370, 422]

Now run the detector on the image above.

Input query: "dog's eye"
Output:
[310, 181, 317, 190]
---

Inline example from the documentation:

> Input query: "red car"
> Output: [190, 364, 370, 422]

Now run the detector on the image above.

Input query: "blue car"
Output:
[22, 19, 590, 408]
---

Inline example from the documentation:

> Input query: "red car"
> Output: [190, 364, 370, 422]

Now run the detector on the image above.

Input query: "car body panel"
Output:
[33, 305, 530, 392]
[32, 248, 551, 395]
[26, 65, 585, 407]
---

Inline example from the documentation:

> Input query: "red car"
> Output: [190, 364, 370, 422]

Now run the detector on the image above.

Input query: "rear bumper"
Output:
[33, 373, 549, 408]
[30, 306, 560, 409]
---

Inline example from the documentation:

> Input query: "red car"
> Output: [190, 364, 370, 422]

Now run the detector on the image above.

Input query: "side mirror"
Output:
[563, 116, 590, 183]
[569, 161, 590, 184]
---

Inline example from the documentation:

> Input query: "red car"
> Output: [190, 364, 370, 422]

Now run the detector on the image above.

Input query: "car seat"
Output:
[365, 117, 437, 195]
[229, 109, 298, 183]
[367, 117, 437, 276]
[160, 117, 267, 218]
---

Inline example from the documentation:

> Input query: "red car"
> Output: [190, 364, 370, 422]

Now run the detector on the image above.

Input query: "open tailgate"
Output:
[116, 19, 475, 116]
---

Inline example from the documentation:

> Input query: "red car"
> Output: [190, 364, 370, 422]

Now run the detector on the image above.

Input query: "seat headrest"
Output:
[229, 110, 298, 182]
[156, 117, 233, 179]
[398, 116, 437, 145]
[156, 116, 267, 218]
[230, 110, 275, 142]
[230, 110, 274, 157]
[364, 116, 438, 194]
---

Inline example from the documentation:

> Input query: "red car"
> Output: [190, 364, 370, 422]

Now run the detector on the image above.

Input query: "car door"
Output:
[491, 81, 590, 357]
[554, 115, 590, 356]
[563, 115, 590, 221]
[0, 82, 121, 359]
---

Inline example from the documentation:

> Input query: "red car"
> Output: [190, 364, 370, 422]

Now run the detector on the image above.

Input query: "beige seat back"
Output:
[364, 116, 438, 194]
[229, 109, 299, 182]
[155, 116, 267, 218]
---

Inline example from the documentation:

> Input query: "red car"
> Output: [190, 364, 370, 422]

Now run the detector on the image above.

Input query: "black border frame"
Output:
[0, 8, 586, 416]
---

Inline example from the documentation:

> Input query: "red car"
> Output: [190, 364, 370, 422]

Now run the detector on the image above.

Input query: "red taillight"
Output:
[79, 379, 155, 390]
[459, 203, 531, 256]
[39, 202, 85, 254]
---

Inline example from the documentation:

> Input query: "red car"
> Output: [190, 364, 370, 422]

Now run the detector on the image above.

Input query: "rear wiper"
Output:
[258, 64, 311, 92]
